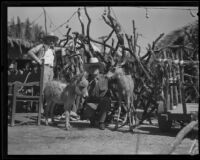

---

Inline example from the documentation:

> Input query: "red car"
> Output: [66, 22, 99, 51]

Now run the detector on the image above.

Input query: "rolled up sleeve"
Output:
[28, 44, 43, 56]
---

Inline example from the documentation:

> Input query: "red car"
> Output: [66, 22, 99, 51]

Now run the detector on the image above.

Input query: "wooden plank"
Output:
[14, 82, 39, 87]
[16, 96, 40, 99]
[168, 113, 191, 121]
[171, 52, 178, 106]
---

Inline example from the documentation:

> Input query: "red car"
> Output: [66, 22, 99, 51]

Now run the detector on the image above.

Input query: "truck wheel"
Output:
[158, 114, 172, 132]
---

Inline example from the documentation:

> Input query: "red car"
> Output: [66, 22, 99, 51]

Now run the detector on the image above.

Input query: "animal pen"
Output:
[156, 45, 199, 132]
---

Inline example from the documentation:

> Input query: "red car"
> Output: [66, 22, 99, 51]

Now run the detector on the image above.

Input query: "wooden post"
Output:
[176, 49, 182, 104]
[172, 52, 178, 106]
[163, 49, 169, 112]
[168, 49, 173, 110]
[38, 60, 44, 125]
[179, 48, 187, 114]
[11, 83, 17, 126]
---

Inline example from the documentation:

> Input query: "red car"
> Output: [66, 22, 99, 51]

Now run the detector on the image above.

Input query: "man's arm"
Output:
[27, 44, 43, 65]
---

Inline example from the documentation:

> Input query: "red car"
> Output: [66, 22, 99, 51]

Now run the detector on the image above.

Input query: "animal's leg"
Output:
[50, 102, 56, 125]
[114, 103, 121, 130]
[127, 100, 134, 131]
[64, 104, 71, 130]
[129, 108, 136, 132]
[118, 102, 128, 128]
[45, 100, 52, 126]
[148, 117, 153, 125]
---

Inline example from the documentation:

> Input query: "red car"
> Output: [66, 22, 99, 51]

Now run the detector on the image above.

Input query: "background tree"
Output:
[24, 18, 32, 41]
[16, 16, 22, 38]
[8, 17, 45, 43]
[8, 17, 17, 37]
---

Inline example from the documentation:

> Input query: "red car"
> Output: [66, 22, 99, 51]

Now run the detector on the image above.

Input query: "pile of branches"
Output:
[56, 7, 167, 121]
[56, 7, 198, 123]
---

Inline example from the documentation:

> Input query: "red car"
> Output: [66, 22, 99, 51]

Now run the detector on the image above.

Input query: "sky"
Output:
[8, 6, 198, 54]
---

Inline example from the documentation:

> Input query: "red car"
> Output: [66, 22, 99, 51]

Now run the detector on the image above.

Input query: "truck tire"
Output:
[158, 114, 172, 132]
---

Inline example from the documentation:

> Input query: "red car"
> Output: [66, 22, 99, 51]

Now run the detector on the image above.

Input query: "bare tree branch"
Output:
[77, 8, 85, 35]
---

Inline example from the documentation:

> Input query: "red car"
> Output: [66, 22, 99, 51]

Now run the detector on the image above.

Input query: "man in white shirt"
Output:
[27, 33, 63, 90]
[28, 33, 80, 119]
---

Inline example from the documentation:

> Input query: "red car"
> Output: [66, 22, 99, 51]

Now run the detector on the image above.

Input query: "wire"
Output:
[46, 11, 64, 36]
[43, 6, 198, 35]
[51, 7, 104, 32]
[52, 10, 77, 32]
[30, 12, 43, 25]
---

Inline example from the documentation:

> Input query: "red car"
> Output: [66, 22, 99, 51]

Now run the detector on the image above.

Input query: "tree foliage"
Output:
[8, 17, 45, 42]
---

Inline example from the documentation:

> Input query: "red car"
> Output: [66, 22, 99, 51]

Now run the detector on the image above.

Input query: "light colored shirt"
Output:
[28, 44, 66, 67]
[42, 48, 55, 67]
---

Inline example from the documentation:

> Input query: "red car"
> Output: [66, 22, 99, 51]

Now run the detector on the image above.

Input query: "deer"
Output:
[106, 56, 137, 132]
[43, 72, 89, 130]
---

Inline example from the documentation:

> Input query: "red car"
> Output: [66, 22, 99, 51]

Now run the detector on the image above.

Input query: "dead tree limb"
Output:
[160, 121, 198, 154]
[63, 28, 72, 46]
[77, 8, 85, 35]
[124, 34, 152, 81]
[104, 29, 115, 43]
[132, 20, 137, 54]
[89, 37, 114, 49]
[84, 7, 91, 44]
[152, 33, 164, 50]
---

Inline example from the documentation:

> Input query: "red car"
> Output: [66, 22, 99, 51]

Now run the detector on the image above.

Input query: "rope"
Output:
[52, 10, 77, 32]
[46, 11, 64, 36]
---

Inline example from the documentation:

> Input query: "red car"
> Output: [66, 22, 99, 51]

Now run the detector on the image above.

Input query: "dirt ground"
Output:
[7, 114, 198, 155]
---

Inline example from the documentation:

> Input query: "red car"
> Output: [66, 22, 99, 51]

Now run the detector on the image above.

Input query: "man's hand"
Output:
[38, 59, 42, 66]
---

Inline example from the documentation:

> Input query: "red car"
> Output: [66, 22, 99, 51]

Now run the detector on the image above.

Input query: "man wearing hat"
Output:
[83, 57, 111, 130]
[27, 32, 64, 90]
[28, 33, 66, 115]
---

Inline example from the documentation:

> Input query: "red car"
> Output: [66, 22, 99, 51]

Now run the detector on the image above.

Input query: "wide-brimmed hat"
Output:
[84, 57, 104, 72]
[43, 32, 59, 43]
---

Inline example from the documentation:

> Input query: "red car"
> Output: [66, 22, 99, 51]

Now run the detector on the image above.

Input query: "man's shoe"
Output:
[99, 122, 105, 130]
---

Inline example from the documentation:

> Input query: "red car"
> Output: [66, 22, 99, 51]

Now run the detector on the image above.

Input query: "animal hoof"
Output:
[129, 126, 134, 132]
[65, 126, 71, 130]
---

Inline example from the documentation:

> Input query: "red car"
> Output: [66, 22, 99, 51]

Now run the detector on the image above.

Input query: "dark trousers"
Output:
[86, 96, 111, 123]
